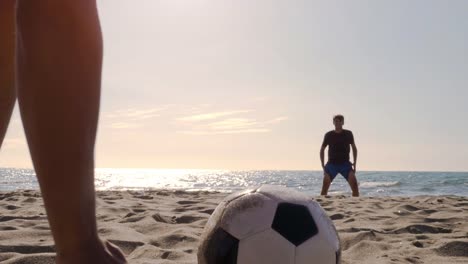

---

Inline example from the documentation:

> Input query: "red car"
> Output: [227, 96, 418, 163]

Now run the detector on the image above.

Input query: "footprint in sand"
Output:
[119, 215, 146, 223]
[102, 196, 123, 201]
[152, 213, 176, 224]
[330, 213, 345, 220]
[133, 195, 153, 200]
[454, 202, 468, 208]
[108, 239, 145, 255]
[341, 230, 380, 250]
[419, 209, 437, 215]
[415, 235, 430, 240]
[436, 241, 468, 257]
[412, 241, 424, 248]
[173, 206, 206, 213]
[22, 197, 37, 203]
[399, 204, 420, 212]
[405, 256, 423, 264]
[4, 205, 19, 210]
[367, 215, 393, 221]
[0, 245, 55, 254]
[175, 215, 205, 224]
[31, 225, 51, 231]
[199, 209, 214, 215]
[0, 226, 17, 231]
[0, 215, 43, 222]
[396, 225, 452, 234]
[176, 200, 198, 205]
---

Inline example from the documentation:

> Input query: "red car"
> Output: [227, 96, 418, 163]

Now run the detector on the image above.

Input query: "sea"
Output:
[0, 168, 467, 197]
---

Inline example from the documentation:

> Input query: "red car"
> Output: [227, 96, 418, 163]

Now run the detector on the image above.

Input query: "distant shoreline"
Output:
[1, 167, 468, 173]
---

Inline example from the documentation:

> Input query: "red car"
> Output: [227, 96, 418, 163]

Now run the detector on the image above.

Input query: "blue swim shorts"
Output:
[325, 161, 353, 182]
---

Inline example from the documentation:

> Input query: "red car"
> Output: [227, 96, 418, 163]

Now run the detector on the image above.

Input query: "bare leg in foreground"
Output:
[0, 0, 16, 147]
[15, 1, 126, 263]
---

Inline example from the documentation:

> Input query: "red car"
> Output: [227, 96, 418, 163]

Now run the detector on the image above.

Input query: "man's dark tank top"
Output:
[321, 130, 354, 164]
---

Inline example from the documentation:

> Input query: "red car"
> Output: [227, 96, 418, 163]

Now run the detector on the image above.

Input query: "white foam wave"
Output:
[360, 181, 400, 188]
[328, 191, 347, 195]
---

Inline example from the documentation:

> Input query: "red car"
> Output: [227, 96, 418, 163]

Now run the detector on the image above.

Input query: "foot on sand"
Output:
[56, 240, 126, 264]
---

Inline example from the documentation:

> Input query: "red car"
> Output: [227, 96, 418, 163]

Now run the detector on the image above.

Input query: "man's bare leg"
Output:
[16, 1, 125, 263]
[0, 0, 16, 147]
[347, 171, 359, 197]
[320, 173, 332, 196]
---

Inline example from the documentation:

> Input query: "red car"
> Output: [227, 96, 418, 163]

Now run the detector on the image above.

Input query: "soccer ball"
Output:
[198, 185, 341, 264]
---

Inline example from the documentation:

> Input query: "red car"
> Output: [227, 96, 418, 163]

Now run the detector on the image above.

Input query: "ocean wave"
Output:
[328, 191, 347, 195]
[360, 181, 401, 188]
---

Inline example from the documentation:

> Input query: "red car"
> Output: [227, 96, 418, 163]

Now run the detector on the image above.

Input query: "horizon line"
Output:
[0, 166, 467, 174]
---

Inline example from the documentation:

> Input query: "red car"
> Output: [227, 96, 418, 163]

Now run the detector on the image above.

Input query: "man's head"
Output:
[333, 114, 344, 129]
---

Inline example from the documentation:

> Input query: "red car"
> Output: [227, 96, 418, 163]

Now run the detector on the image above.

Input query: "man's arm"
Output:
[320, 146, 326, 170]
[320, 133, 328, 170]
[351, 143, 358, 171]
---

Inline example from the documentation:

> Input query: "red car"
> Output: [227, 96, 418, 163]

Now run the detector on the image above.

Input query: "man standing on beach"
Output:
[320, 115, 360, 197]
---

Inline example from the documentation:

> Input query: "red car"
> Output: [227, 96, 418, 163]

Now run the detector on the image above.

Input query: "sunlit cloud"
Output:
[102, 106, 172, 129]
[104, 106, 170, 121]
[178, 129, 271, 135]
[265, 116, 289, 124]
[208, 118, 259, 130]
[177, 109, 288, 135]
[177, 110, 252, 122]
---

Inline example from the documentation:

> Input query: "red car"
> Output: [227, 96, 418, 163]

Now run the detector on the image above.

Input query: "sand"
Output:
[0, 190, 466, 263]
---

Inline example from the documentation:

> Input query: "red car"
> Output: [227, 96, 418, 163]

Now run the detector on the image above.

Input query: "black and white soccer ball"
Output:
[198, 185, 341, 264]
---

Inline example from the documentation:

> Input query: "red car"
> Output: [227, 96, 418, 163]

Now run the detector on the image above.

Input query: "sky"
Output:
[1, 0, 467, 171]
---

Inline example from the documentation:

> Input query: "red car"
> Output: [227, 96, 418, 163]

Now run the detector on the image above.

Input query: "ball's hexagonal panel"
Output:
[272, 202, 318, 246]
[221, 193, 278, 240]
[295, 201, 341, 263]
[294, 225, 338, 264]
[197, 227, 239, 264]
[256, 185, 313, 204]
[307, 201, 341, 250]
[237, 229, 295, 264]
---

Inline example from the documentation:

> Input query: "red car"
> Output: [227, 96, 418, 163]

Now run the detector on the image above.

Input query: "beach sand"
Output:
[0, 190, 466, 263]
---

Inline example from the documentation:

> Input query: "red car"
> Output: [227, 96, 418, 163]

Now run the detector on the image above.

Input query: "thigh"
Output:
[325, 163, 339, 182]
[339, 162, 353, 181]
[0, 0, 15, 73]
[0, 0, 16, 147]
